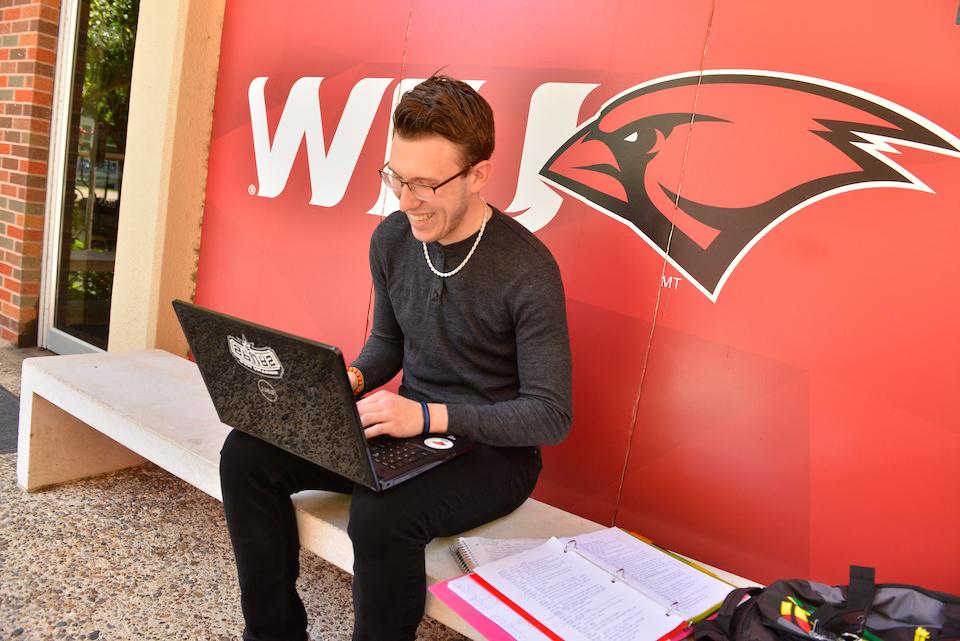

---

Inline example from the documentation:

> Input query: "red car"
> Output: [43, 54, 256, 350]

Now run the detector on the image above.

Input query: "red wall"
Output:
[195, 1, 960, 591]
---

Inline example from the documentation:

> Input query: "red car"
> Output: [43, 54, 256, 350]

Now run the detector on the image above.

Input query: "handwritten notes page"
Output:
[570, 528, 733, 621]
[475, 538, 686, 641]
[447, 574, 552, 641]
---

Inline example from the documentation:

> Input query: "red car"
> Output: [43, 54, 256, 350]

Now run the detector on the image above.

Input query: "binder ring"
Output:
[611, 568, 626, 583]
[666, 601, 681, 616]
[564, 540, 577, 553]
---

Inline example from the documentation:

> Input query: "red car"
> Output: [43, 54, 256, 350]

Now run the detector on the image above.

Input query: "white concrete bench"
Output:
[14, 349, 607, 639]
[16, 349, 755, 638]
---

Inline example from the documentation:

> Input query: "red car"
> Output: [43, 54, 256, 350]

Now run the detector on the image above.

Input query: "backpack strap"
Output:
[847, 566, 877, 612]
[693, 587, 763, 641]
[814, 566, 877, 632]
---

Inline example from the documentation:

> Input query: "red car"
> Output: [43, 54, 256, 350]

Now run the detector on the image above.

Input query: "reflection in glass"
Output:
[54, 0, 138, 349]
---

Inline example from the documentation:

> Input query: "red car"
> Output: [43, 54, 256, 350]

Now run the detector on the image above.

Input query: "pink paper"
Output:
[429, 578, 516, 641]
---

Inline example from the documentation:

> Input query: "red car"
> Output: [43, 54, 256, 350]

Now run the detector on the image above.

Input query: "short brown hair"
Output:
[393, 75, 495, 166]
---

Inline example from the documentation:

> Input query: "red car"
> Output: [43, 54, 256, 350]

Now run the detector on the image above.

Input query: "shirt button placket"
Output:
[430, 246, 443, 303]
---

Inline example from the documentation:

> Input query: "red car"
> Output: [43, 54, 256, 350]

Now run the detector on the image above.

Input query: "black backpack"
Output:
[693, 567, 960, 641]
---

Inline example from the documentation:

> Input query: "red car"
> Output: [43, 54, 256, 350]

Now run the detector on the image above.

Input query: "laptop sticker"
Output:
[227, 334, 285, 378]
[424, 437, 454, 450]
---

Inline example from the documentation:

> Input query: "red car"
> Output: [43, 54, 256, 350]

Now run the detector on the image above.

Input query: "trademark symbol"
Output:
[661, 275, 683, 290]
[248, 184, 256, 195]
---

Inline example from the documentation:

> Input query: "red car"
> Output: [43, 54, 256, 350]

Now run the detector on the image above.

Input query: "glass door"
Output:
[41, 0, 139, 353]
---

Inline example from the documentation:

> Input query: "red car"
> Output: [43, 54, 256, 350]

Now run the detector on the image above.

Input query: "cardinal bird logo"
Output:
[540, 70, 960, 300]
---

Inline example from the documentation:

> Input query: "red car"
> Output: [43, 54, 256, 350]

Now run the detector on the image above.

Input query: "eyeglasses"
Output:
[378, 164, 472, 201]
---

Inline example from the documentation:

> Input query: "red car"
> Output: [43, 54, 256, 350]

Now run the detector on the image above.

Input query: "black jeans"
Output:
[219, 429, 542, 641]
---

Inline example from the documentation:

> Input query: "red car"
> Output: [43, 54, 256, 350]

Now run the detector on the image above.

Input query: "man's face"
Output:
[386, 134, 475, 245]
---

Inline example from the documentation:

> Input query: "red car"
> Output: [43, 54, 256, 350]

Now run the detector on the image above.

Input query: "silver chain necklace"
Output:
[422, 203, 490, 278]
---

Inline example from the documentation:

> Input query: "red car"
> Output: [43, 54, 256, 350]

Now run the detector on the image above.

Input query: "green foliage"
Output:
[83, 0, 140, 130]
[67, 270, 114, 302]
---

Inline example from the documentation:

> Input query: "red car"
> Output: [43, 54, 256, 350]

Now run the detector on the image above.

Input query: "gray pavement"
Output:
[0, 387, 19, 454]
[0, 345, 466, 641]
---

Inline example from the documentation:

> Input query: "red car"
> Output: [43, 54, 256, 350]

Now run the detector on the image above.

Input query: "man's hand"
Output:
[356, 391, 448, 439]
[357, 391, 424, 439]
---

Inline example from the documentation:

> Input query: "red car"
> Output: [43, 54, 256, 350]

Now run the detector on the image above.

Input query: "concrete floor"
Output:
[0, 345, 467, 641]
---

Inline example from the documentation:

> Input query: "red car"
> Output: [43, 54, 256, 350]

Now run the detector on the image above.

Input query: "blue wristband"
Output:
[420, 401, 430, 435]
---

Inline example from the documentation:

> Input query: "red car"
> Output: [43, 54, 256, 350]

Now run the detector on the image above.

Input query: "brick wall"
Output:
[0, 0, 59, 346]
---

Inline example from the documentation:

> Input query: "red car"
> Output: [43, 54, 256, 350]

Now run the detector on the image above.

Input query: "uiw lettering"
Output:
[247, 76, 598, 231]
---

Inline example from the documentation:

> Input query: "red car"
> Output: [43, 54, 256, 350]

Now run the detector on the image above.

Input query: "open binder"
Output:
[559, 537, 688, 617]
[445, 528, 736, 641]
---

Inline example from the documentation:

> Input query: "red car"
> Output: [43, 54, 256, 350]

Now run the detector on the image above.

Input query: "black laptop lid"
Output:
[173, 299, 377, 489]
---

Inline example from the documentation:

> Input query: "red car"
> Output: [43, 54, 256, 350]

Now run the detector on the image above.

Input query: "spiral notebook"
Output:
[451, 536, 548, 573]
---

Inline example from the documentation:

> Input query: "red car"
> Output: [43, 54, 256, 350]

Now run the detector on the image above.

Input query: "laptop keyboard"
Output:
[369, 440, 432, 470]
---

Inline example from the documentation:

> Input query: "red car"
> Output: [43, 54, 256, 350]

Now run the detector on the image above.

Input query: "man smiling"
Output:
[219, 75, 572, 641]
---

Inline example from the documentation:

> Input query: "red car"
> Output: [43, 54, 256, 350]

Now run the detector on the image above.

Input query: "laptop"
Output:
[172, 299, 474, 491]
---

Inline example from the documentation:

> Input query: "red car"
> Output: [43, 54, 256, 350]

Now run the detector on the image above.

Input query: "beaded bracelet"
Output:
[346, 366, 364, 396]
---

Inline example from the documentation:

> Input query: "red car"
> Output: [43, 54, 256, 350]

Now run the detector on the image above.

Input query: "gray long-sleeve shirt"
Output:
[350, 207, 572, 447]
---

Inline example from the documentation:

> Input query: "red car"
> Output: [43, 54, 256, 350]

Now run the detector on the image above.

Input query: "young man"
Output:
[219, 75, 572, 641]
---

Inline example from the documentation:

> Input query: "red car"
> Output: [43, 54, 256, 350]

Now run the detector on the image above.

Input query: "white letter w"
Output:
[248, 76, 392, 207]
